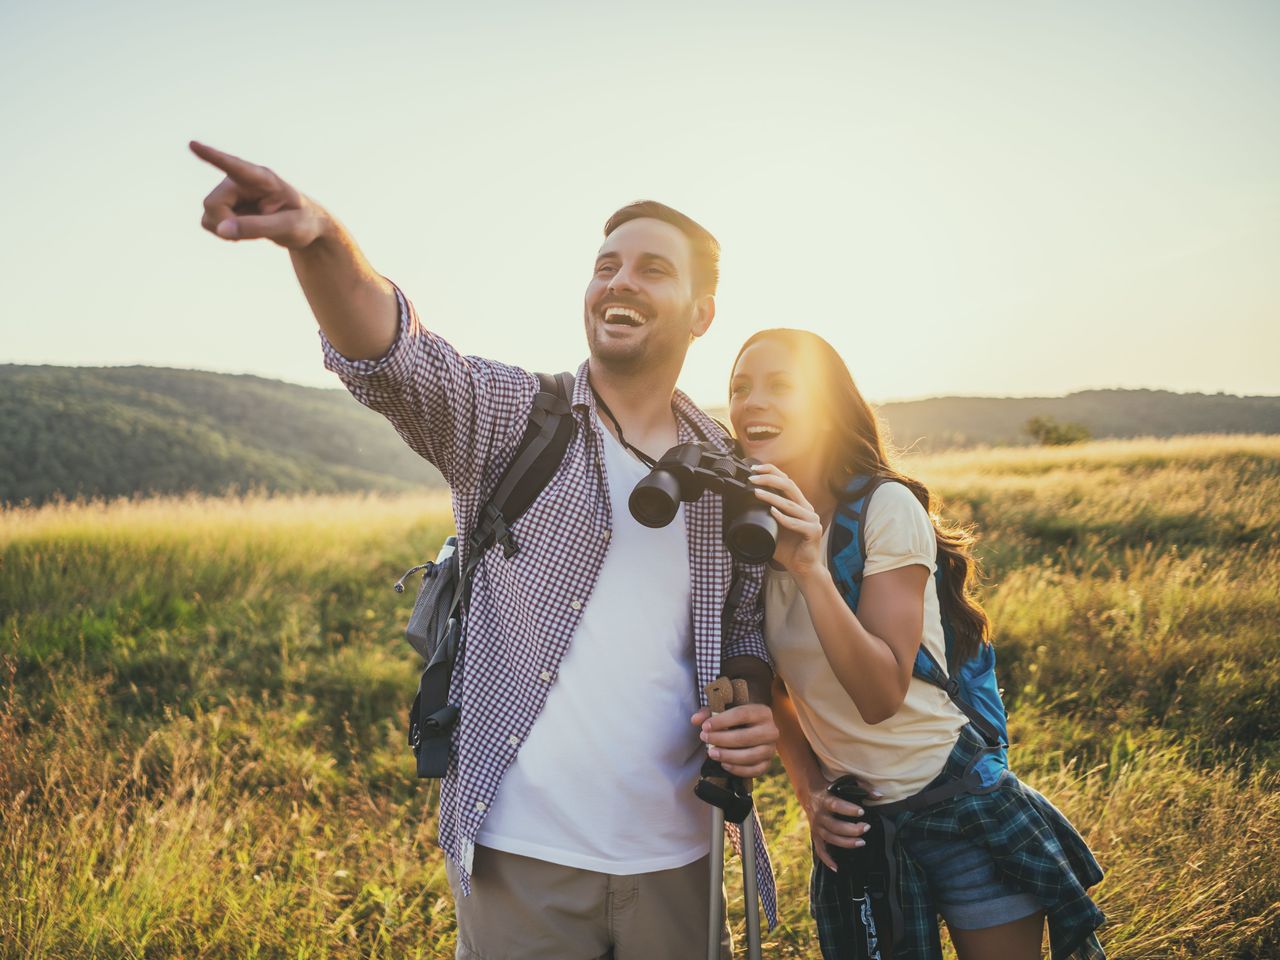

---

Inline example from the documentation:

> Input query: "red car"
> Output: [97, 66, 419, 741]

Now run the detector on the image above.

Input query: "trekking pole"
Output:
[697, 678, 763, 960]
[708, 796, 726, 960]
[730, 679, 763, 960]
[703, 677, 733, 960]
[740, 811, 763, 960]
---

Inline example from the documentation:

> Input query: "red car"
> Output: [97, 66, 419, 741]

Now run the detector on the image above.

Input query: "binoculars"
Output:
[628, 441, 777, 563]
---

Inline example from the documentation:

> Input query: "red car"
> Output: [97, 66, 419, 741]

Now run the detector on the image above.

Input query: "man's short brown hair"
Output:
[603, 201, 720, 297]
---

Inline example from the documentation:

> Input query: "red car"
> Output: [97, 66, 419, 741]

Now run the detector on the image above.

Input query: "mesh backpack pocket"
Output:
[401, 537, 460, 662]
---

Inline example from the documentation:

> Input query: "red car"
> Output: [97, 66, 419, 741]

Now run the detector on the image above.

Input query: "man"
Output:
[191, 140, 779, 959]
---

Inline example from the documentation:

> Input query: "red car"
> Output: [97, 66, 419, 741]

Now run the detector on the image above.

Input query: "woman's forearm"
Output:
[773, 676, 877, 870]
[742, 464, 924, 724]
[772, 677, 828, 816]
[794, 570, 911, 724]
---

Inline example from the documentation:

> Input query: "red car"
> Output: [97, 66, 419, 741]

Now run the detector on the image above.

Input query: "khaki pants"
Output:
[446, 845, 734, 960]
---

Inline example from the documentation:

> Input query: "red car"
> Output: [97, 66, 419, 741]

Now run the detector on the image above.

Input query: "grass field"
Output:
[3, 435, 1278, 959]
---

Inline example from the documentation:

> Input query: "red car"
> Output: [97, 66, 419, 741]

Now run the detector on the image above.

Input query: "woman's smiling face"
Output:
[729, 337, 826, 471]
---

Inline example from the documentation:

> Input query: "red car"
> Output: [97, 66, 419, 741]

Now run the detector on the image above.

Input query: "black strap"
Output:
[831, 794, 897, 956]
[589, 381, 659, 467]
[461, 369, 574, 603]
[410, 372, 576, 778]
[412, 634, 461, 777]
[862, 743, 1002, 821]
[472, 372, 576, 558]
[879, 812, 902, 948]
[589, 376, 733, 465]
[694, 756, 755, 824]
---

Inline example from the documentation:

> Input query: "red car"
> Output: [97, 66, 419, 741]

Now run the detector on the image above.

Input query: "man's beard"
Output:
[585, 304, 693, 375]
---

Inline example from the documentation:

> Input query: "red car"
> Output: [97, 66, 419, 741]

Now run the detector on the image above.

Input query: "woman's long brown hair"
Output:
[732, 329, 991, 665]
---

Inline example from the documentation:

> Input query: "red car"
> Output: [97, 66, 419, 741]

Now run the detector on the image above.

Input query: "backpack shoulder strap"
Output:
[471, 372, 576, 559]
[912, 642, 1006, 749]
[829, 475, 1008, 752]
[408, 372, 575, 779]
[826, 475, 891, 603]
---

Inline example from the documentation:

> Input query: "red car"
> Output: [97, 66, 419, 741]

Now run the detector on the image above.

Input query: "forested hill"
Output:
[3, 365, 1278, 504]
[1, 365, 443, 505]
[878, 389, 1280, 451]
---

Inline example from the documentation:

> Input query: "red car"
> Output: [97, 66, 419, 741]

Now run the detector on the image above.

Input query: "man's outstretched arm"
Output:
[190, 140, 397, 361]
[190, 139, 537, 492]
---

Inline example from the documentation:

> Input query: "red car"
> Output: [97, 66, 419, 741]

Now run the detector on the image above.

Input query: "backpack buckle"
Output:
[409, 703, 460, 751]
[422, 704, 460, 737]
[493, 516, 519, 558]
[478, 504, 520, 559]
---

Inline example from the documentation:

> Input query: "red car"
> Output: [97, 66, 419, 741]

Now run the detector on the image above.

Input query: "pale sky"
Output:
[1, 0, 1277, 406]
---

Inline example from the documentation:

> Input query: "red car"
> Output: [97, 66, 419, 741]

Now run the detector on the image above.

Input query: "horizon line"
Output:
[2, 358, 1278, 407]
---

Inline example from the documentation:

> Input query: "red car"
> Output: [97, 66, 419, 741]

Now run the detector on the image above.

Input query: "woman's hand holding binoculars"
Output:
[748, 464, 824, 578]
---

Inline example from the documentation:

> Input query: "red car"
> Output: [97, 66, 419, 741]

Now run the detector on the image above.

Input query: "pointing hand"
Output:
[190, 140, 328, 250]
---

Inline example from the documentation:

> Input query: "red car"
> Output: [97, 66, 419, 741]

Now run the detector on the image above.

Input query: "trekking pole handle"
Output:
[703, 678, 756, 791]
[707, 676, 733, 714]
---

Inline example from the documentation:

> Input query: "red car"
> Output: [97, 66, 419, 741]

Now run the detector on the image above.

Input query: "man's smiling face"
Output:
[583, 217, 712, 374]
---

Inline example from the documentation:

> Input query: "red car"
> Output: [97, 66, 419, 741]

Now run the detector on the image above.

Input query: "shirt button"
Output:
[507, 734, 520, 747]
[539, 670, 553, 682]
[474, 800, 487, 813]
[570, 600, 582, 610]
[602, 530, 611, 542]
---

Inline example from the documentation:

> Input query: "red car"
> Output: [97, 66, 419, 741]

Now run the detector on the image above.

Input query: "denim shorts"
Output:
[900, 832, 1042, 930]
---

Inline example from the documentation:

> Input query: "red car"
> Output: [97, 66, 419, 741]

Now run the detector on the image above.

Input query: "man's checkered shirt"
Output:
[322, 285, 779, 927]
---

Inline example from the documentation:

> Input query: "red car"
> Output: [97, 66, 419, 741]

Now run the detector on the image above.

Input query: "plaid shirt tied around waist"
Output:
[322, 285, 779, 927]
[812, 724, 1106, 960]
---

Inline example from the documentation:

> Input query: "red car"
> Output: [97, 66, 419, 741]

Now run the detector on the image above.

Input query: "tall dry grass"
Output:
[2, 436, 1277, 958]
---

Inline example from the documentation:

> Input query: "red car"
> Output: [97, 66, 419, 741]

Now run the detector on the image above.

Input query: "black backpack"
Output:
[393, 372, 576, 778]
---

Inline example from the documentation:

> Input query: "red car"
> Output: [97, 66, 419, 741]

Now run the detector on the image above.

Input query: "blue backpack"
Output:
[827, 477, 1009, 790]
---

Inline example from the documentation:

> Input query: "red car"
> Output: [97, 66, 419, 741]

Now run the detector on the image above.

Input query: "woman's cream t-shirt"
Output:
[764, 481, 968, 804]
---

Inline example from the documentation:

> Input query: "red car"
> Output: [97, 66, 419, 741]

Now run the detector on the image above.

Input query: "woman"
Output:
[727, 329, 1105, 960]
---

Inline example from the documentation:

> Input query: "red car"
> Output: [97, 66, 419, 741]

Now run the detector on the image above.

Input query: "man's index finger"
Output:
[189, 141, 273, 188]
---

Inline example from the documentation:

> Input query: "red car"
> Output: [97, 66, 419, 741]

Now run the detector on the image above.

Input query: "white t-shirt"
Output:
[764, 481, 968, 803]
[475, 417, 708, 873]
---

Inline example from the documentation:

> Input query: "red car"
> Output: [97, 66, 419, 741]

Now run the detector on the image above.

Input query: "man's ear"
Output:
[690, 295, 716, 340]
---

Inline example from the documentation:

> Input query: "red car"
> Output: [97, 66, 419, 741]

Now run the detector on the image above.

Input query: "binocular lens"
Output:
[629, 471, 683, 528]
[724, 508, 778, 564]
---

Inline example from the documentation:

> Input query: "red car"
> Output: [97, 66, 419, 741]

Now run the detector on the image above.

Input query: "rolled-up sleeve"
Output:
[862, 481, 937, 577]
[321, 283, 537, 493]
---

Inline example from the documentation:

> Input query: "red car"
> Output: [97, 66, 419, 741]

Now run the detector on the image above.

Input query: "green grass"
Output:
[2, 437, 1278, 958]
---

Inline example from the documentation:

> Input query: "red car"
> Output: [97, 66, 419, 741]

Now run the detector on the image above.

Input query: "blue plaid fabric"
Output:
[811, 725, 1106, 960]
